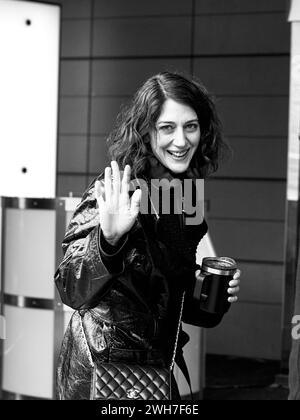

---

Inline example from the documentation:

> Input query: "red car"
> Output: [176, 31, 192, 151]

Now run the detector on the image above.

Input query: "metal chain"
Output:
[170, 291, 186, 370]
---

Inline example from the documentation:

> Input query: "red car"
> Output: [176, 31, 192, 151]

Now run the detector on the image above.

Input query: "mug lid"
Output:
[202, 257, 237, 274]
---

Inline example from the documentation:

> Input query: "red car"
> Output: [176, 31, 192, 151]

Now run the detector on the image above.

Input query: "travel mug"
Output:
[194, 257, 237, 314]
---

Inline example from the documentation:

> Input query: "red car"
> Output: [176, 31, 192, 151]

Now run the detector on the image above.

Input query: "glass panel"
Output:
[4, 209, 55, 299]
[2, 305, 54, 399]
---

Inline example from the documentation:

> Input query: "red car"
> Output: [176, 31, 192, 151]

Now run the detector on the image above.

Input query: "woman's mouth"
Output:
[167, 149, 190, 161]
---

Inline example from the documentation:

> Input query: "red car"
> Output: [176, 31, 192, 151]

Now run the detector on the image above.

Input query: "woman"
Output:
[55, 72, 241, 400]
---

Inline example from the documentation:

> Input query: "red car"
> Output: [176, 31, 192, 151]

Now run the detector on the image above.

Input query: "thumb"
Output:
[130, 188, 142, 217]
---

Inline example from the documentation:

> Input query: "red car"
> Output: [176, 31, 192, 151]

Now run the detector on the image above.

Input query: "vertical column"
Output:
[0, 0, 60, 198]
[281, 2, 300, 374]
[0, 197, 6, 399]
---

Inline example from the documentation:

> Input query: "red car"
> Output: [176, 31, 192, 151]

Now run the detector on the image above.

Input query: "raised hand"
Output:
[95, 161, 142, 246]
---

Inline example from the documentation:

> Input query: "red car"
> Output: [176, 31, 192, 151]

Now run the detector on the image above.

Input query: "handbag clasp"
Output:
[126, 388, 140, 399]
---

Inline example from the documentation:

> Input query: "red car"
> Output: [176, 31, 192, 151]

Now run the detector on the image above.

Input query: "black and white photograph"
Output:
[0, 0, 298, 404]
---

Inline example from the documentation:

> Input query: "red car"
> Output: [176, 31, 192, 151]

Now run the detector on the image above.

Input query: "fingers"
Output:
[228, 286, 240, 295]
[103, 161, 122, 207]
[104, 166, 112, 202]
[228, 276, 240, 295]
[111, 161, 121, 203]
[95, 179, 105, 204]
[228, 271, 240, 303]
[228, 273, 241, 298]
[95, 180, 105, 214]
[229, 279, 240, 287]
[228, 268, 240, 303]
[94, 180, 102, 200]
[130, 188, 142, 217]
[121, 164, 130, 197]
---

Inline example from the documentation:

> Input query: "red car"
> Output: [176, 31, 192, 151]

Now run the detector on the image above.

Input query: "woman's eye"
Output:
[159, 125, 174, 134]
[185, 124, 199, 132]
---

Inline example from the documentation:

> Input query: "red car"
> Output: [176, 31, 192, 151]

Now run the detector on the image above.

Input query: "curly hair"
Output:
[107, 71, 228, 179]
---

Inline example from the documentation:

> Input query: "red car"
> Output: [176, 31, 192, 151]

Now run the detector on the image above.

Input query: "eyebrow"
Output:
[157, 119, 199, 124]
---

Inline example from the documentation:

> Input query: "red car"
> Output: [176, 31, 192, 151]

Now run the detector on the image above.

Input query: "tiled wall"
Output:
[53, 0, 196, 196]
[41, 0, 289, 359]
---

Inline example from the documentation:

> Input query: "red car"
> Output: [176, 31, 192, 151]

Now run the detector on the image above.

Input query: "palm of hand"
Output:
[95, 162, 142, 243]
[98, 191, 138, 240]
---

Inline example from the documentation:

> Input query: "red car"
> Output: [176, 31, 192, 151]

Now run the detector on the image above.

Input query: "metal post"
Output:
[279, 116, 300, 384]
[0, 197, 5, 400]
[278, 2, 300, 384]
[280, 200, 299, 376]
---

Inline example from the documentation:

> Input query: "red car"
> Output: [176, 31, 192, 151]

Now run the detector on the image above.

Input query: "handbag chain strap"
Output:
[170, 291, 185, 370]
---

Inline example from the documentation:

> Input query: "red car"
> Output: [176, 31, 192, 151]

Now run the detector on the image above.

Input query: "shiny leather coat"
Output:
[55, 174, 225, 400]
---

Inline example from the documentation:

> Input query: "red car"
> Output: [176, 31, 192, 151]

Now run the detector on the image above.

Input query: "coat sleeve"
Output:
[54, 177, 128, 310]
[183, 303, 226, 328]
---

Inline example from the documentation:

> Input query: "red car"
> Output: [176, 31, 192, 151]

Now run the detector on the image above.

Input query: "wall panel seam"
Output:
[61, 53, 290, 61]
[212, 178, 287, 182]
[235, 259, 284, 266]
[194, 11, 287, 17]
[75, 11, 287, 21]
[209, 217, 285, 223]
[235, 301, 283, 306]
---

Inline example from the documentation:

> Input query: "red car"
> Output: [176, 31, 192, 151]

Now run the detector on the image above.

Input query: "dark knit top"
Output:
[144, 155, 208, 273]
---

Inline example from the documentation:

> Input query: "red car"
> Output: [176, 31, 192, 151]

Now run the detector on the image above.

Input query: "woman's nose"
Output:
[172, 128, 187, 148]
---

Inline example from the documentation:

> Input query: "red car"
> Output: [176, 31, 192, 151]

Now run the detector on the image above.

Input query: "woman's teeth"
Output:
[167, 150, 189, 159]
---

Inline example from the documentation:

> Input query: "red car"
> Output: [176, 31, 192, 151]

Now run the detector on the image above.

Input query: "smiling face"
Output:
[150, 98, 201, 174]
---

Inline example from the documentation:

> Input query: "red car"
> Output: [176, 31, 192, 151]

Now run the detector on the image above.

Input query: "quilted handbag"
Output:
[92, 363, 171, 400]
[92, 293, 185, 400]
